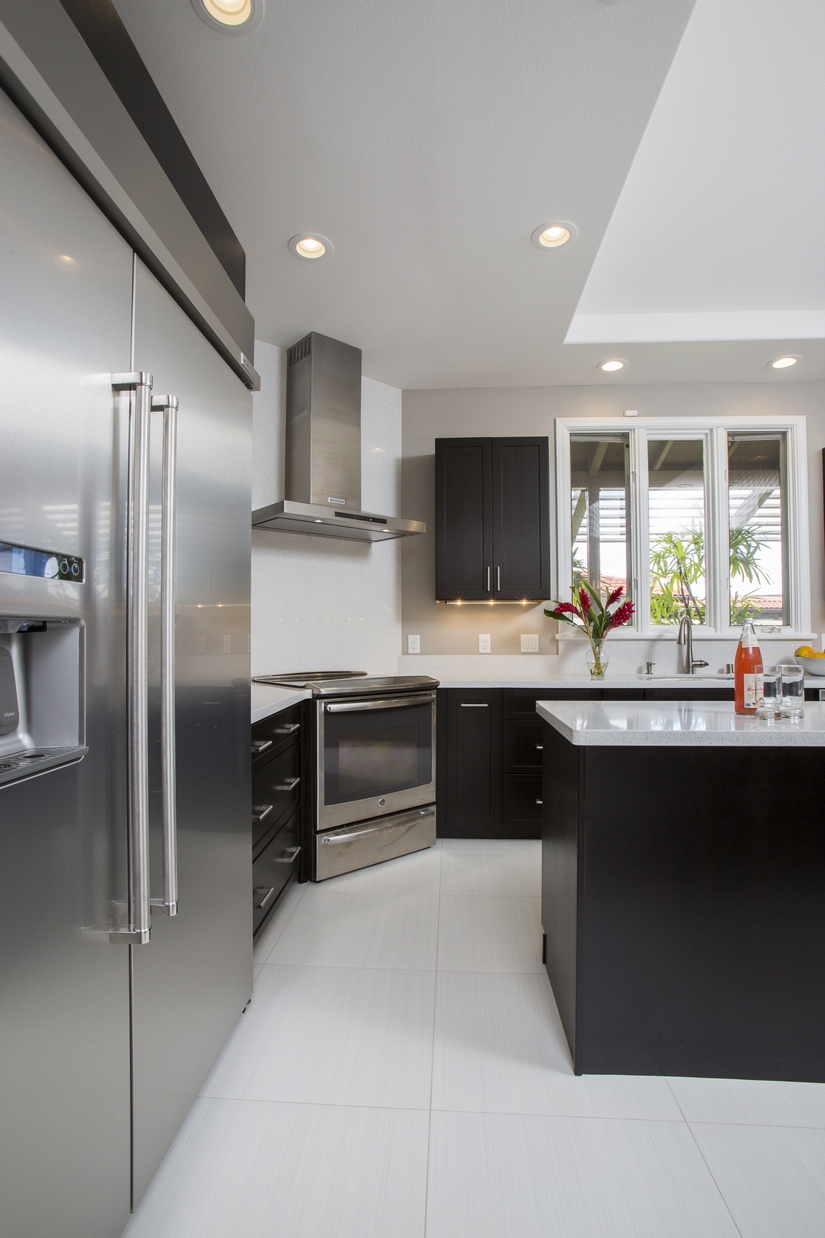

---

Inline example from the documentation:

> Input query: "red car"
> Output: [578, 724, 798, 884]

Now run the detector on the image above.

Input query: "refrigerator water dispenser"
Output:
[0, 619, 87, 786]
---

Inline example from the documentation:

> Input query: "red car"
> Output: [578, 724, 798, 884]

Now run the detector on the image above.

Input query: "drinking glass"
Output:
[780, 663, 805, 720]
[756, 665, 780, 720]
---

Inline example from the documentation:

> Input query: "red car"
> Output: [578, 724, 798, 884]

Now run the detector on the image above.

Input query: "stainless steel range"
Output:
[253, 673, 438, 880]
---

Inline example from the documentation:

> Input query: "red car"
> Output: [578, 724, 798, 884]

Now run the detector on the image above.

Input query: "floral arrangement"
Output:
[544, 581, 634, 677]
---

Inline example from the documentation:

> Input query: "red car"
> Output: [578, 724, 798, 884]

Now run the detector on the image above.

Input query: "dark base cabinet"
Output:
[541, 722, 825, 1081]
[438, 684, 733, 839]
[251, 704, 302, 936]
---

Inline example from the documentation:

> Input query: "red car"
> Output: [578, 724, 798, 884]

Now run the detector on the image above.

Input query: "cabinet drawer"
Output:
[503, 775, 543, 832]
[504, 688, 601, 716]
[251, 704, 301, 769]
[252, 808, 300, 936]
[503, 719, 544, 771]
[251, 741, 301, 851]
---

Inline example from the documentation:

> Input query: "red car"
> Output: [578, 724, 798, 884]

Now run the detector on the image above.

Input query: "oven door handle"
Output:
[324, 693, 435, 713]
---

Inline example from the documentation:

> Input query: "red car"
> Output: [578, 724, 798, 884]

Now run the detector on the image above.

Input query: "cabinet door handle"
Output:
[274, 722, 300, 735]
[274, 845, 301, 864]
[486, 565, 491, 592]
[252, 739, 273, 755]
[535, 799, 543, 805]
[460, 703, 489, 708]
[497, 565, 501, 591]
[252, 804, 273, 824]
[273, 776, 300, 792]
[253, 886, 277, 912]
[535, 744, 543, 750]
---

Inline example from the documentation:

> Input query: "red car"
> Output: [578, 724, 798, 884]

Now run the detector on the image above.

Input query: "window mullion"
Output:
[705, 428, 727, 632]
[632, 429, 649, 634]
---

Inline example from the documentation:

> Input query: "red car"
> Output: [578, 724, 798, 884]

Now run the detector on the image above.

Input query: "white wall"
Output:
[251, 340, 403, 675]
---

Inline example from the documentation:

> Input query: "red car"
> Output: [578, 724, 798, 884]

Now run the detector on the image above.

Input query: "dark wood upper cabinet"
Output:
[435, 437, 550, 601]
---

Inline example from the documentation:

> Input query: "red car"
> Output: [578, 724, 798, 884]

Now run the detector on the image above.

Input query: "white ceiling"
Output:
[569, 0, 825, 347]
[112, 0, 825, 388]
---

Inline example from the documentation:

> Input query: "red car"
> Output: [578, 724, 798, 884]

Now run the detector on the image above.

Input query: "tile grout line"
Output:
[421, 844, 444, 1237]
[678, 1098, 746, 1238]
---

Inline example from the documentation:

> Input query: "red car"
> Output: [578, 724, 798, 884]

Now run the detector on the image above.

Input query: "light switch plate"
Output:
[520, 634, 539, 653]
[407, 634, 420, 654]
[479, 633, 491, 653]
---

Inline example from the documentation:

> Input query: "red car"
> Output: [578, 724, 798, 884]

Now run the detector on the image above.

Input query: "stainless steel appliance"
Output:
[253, 673, 438, 879]
[251, 333, 425, 542]
[0, 87, 251, 1238]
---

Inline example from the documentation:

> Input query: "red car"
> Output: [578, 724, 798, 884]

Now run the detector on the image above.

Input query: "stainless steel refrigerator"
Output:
[0, 85, 252, 1238]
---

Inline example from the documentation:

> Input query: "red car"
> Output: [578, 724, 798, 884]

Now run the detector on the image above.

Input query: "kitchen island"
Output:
[537, 699, 825, 1083]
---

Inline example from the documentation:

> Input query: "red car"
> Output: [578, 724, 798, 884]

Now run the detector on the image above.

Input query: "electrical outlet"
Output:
[407, 634, 420, 654]
[520, 634, 539, 653]
[479, 633, 491, 654]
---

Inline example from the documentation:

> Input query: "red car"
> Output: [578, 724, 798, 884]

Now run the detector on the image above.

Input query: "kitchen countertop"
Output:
[536, 699, 825, 745]
[436, 675, 825, 689]
[251, 683, 311, 723]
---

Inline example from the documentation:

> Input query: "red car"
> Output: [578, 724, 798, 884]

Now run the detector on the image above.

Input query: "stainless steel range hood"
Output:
[252, 333, 425, 542]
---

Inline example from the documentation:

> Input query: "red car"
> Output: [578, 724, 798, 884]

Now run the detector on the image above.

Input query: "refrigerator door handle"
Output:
[110, 372, 154, 945]
[151, 395, 180, 917]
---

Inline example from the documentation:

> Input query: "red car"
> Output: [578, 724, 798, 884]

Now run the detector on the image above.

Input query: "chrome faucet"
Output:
[676, 611, 709, 675]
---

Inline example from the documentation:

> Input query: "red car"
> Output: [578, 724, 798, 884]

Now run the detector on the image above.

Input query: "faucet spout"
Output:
[676, 611, 708, 674]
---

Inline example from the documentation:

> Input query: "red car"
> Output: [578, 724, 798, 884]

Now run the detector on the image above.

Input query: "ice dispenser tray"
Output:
[0, 618, 86, 787]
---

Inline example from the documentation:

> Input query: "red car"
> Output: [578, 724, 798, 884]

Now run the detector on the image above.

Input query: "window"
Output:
[556, 417, 809, 636]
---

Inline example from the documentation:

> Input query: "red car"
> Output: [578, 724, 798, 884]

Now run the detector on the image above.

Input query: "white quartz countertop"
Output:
[251, 683, 311, 723]
[536, 699, 825, 746]
[437, 675, 825, 690]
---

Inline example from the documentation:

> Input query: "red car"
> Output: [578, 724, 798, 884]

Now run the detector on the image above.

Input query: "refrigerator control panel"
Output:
[0, 541, 83, 582]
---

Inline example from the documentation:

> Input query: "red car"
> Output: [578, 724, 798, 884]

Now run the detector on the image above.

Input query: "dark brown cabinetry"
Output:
[251, 705, 302, 936]
[435, 437, 550, 602]
[438, 684, 733, 839]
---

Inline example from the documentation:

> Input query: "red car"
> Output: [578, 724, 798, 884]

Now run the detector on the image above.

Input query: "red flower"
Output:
[606, 586, 624, 607]
[551, 602, 583, 620]
[608, 600, 635, 629]
[579, 587, 591, 613]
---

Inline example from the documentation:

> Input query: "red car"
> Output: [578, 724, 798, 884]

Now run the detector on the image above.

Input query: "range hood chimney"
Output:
[252, 333, 425, 542]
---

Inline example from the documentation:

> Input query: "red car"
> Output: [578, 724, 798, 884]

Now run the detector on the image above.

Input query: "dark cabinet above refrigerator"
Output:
[434, 437, 551, 602]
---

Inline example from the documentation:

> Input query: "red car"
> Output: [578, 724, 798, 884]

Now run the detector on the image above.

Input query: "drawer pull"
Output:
[273, 776, 300, 792]
[252, 804, 273, 824]
[274, 845, 301, 864]
[252, 739, 273, 755]
[535, 799, 543, 805]
[535, 744, 543, 750]
[274, 722, 300, 735]
[460, 703, 488, 708]
[253, 886, 277, 912]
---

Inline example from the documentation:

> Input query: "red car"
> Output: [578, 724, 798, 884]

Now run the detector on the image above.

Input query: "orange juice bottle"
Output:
[734, 619, 763, 715]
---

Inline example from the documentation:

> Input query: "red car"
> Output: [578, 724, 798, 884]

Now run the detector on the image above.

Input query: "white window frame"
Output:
[555, 416, 811, 639]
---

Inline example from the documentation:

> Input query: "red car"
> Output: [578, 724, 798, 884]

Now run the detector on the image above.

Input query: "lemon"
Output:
[795, 645, 815, 657]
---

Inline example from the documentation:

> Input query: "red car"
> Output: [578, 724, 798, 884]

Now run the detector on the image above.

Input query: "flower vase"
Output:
[585, 643, 609, 680]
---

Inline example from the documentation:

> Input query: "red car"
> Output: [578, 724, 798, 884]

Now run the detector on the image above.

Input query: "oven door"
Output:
[317, 692, 436, 830]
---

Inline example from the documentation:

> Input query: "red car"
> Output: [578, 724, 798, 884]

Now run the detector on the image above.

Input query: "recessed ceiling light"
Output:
[770, 355, 799, 369]
[191, 0, 264, 34]
[599, 359, 626, 372]
[288, 234, 332, 260]
[531, 222, 577, 250]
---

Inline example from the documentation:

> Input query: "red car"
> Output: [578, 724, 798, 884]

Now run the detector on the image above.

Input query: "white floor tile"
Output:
[202, 964, 436, 1110]
[123, 1097, 429, 1238]
[267, 890, 439, 969]
[315, 841, 442, 894]
[691, 1122, 825, 1238]
[439, 839, 541, 895]
[252, 878, 307, 979]
[432, 971, 682, 1120]
[668, 1075, 825, 1128]
[438, 895, 543, 972]
[426, 1110, 741, 1238]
